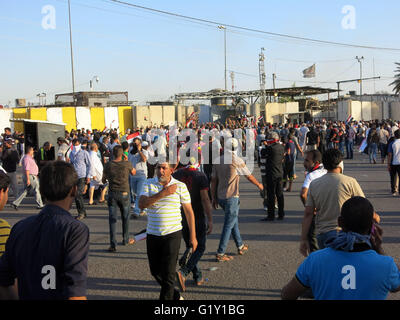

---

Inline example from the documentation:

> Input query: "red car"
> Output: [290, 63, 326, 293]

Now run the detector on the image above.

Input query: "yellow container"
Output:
[12, 108, 28, 132]
[62, 107, 76, 132]
[29, 107, 47, 121]
[90, 107, 105, 131]
[118, 106, 133, 134]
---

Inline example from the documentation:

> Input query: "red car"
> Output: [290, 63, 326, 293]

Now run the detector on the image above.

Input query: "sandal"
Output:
[238, 244, 249, 255]
[216, 254, 234, 262]
[195, 278, 206, 286]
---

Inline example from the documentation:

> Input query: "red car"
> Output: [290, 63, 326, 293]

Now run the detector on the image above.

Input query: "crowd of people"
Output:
[0, 116, 399, 300]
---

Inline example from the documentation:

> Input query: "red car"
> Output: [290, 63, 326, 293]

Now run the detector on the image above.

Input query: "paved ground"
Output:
[2, 150, 400, 300]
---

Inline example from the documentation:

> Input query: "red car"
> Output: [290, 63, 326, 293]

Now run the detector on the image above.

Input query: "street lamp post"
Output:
[356, 56, 364, 119]
[218, 25, 227, 91]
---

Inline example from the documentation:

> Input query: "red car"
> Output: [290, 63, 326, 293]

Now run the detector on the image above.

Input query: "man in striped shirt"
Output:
[139, 161, 198, 300]
[0, 172, 11, 257]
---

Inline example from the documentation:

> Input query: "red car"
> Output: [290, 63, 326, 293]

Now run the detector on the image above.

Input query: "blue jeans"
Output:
[317, 230, 338, 249]
[368, 143, 377, 162]
[339, 141, 345, 155]
[108, 190, 131, 248]
[130, 175, 147, 214]
[217, 197, 243, 255]
[346, 140, 354, 159]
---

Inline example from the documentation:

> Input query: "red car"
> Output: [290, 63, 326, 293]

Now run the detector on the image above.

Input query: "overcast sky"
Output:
[1, 0, 399, 106]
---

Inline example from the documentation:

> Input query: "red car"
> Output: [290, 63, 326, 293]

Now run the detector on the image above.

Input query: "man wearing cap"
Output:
[56, 137, 71, 162]
[0, 139, 20, 199]
[260, 131, 285, 221]
[211, 138, 263, 262]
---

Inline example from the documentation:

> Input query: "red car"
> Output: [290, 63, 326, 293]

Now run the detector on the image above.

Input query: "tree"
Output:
[389, 62, 400, 94]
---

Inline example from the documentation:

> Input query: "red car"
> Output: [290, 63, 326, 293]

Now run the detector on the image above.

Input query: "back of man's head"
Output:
[39, 161, 78, 202]
[340, 197, 373, 235]
[322, 149, 342, 171]
[113, 145, 124, 159]
[306, 149, 322, 164]
[395, 129, 400, 139]
[0, 172, 10, 193]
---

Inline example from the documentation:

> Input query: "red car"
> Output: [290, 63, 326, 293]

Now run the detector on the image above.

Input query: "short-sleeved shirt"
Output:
[21, 154, 39, 176]
[285, 141, 295, 162]
[388, 139, 400, 165]
[0, 219, 11, 257]
[302, 165, 327, 189]
[0, 205, 89, 299]
[296, 247, 400, 300]
[211, 153, 251, 200]
[173, 167, 209, 219]
[306, 173, 365, 235]
[128, 149, 149, 177]
[260, 143, 285, 179]
[57, 144, 71, 161]
[140, 177, 191, 236]
[103, 160, 133, 193]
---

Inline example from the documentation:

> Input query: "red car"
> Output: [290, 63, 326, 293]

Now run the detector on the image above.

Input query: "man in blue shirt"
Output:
[0, 161, 90, 300]
[282, 196, 400, 300]
[69, 139, 91, 220]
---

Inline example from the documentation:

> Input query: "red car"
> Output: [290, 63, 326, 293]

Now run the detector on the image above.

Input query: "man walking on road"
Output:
[173, 155, 213, 290]
[387, 129, 400, 196]
[11, 146, 44, 210]
[139, 161, 197, 300]
[211, 138, 263, 262]
[300, 149, 365, 256]
[69, 139, 91, 220]
[103, 145, 137, 252]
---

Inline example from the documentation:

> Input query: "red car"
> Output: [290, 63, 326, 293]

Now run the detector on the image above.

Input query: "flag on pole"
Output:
[302, 64, 316, 78]
[127, 132, 140, 144]
[345, 115, 353, 124]
[257, 115, 263, 122]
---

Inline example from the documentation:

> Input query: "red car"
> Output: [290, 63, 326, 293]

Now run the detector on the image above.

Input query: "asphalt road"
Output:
[2, 150, 400, 300]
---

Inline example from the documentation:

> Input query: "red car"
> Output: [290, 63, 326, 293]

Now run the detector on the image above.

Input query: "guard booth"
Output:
[10, 119, 65, 155]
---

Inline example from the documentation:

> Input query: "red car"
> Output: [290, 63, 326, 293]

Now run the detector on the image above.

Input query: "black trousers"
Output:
[146, 230, 182, 300]
[75, 178, 87, 216]
[262, 176, 284, 218]
[389, 165, 400, 193]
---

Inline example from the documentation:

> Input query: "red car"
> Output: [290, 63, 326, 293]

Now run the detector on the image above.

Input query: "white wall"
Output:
[104, 107, 119, 131]
[390, 102, 400, 120]
[75, 107, 92, 130]
[46, 108, 63, 123]
[0, 109, 12, 131]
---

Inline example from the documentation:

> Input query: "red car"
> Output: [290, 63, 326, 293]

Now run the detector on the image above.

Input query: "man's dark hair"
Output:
[25, 145, 33, 154]
[111, 133, 118, 141]
[0, 172, 11, 192]
[72, 138, 80, 145]
[113, 145, 124, 158]
[322, 149, 342, 170]
[395, 129, 400, 139]
[306, 149, 322, 164]
[340, 197, 373, 234]
[4, 127, 11, 133]
[121, 141, 129, 151]
[39, 161, 78, 202]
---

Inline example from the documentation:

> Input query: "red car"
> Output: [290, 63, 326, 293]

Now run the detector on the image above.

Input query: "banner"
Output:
[303, 64, 316, 78]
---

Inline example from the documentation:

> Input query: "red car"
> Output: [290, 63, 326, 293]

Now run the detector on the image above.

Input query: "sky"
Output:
[1, 0, 400, 106]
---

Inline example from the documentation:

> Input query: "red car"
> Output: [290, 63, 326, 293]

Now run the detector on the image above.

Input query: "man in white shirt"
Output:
[300, 150, 327, 252]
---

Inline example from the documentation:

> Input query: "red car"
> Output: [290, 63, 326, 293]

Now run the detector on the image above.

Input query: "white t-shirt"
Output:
[302, 165, 328, 189]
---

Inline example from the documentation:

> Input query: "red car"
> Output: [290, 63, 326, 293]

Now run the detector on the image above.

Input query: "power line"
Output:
[105, 0, 400, 52]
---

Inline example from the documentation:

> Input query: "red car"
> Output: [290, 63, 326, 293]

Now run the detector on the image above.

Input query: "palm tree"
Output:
[390, 62, 400, 94]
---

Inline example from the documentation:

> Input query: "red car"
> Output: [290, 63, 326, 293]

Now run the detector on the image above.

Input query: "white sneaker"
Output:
[179, 295, 185, 300]
[263, 206, 268, 211]
[392, 192, 398, 196]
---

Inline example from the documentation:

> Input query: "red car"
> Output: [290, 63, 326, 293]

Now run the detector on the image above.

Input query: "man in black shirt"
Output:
[173, 157, 213, 290]
[260, 132, 285, 221]
[35, 142, 55, 171]
[0, 139, 20, 198]
[306, 126, 319, 152]
[0, 161, 90, 300]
